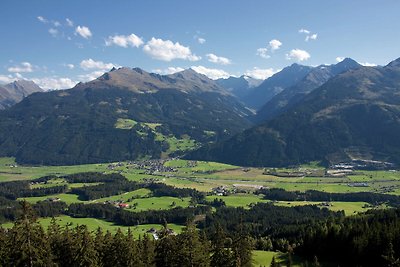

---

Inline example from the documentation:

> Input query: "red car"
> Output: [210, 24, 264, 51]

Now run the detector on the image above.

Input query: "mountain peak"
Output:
[386, 57, 400, 68]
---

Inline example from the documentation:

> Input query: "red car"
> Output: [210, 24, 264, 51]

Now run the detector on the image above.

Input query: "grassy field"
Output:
[1, 215, 185, 238]
[252, 250, 305, 267]
[206, 194, 268, 208]
[0, 157, 108, 182]
[273, 201, 372, 215]
[18, 193, 84, 204]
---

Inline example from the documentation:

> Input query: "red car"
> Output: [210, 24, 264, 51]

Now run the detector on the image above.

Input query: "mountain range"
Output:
[0, 80, 43, 109]
[1, 57, 400, 168]
[254, 58, 361, 122]
[0, 68, 251, 165]
[188, 58, 400, 167]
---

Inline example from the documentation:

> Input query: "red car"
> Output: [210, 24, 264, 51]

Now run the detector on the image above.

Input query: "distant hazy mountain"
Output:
[255, 58, 361, 122]
[0, 80, 43, 109]
[242, 64, 313, 110]
[216, 76, 263, 99]
[0, 67, 252, 165]
[188, 57, 400, 167]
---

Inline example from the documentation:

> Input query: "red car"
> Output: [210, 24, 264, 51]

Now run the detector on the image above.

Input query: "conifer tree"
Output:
[211, 224, 235, 267]
[8, 200, 52, 267]
[139, 234, 156, 267]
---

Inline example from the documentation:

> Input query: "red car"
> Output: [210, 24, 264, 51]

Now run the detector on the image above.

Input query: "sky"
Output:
[0, 0, 399, 90]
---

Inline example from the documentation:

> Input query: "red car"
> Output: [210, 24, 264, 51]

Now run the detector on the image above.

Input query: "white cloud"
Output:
[53, 21, 61, 27]
[299, 28, 318, 42]
[306, 33, 318, 41]
[191, 65, 230, 79]
[32, 77, 78, 90]
[105, 33, 144, 48]
[256, 48, 270, 59]
[66, 18, 74, 27]
[80, 59, 117, 71]
[269, 39, 282, 50]
[197, 37, 206, 44]
[206, 53, 231, 65]
[8, 62, 34, 73]
[48, 28, 58, 37]
[286, 49, 311, 61]
[75, 25, 92, 39]
[336, 57, 345, 62]
[244, 67, 276, 80]
[0, 74, 16, 84]
[143, 37, 201, 61]
[299, 28, 310, 34]
[64, 64, 74, 69]
[78, 71, 105, 82]
[152, 67, 185, 75]
[360, 62, 377, 67]
[37, 16, 48, 23]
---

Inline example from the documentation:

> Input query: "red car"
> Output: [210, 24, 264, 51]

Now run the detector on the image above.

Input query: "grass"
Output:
[273, 201, 374, 216]
[0, 157, 109, 182]
[125, 196, 191, 212]
[1, 215, 185, 238]
[18, 193, 84, 204]
[206, 194, 268, 208]
[114, 118, 138, 129]
[92, 188, 152, 203]
[252, 250, 304, 267]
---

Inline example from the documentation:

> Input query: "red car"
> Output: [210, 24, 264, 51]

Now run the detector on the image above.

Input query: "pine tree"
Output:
[211, 224, 235, 267]
[270, 256, 277, 267]
[177, 222, 210, 267]
[382, 242, 400, 267]
[71, 225, 99, 266]
[8, 200, 52, 267]
[139, 234, 156, 267]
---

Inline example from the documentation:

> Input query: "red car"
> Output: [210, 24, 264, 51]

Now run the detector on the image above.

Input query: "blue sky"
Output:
[0, 0, 399, 89]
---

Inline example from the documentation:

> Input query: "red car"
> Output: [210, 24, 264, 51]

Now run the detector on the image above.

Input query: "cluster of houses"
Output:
[146, 227, 176, 240]
[132, 159, 177, 174]
[103, 200, 130, 209]
[331, 159, 396, 171]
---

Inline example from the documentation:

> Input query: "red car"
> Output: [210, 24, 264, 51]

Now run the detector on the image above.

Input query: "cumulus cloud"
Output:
[299, 28, 310, 34]
[8, 62, 34, 73]
[206, 53, 231, 65]
[256, 39, 282, 59]
[143, 38, 201, 61]
[286, 49, 311, 61]
[269, 39, 282, 51]
[256, 48, 270, 59]
[105, 33, 144, 48]
[66, 18, 74, 27]
[152, 67, 185, 75]
[360, 62, 377, 67]
[244, 67, 276, 80]
[37, 16, 48, 23]
[75, 25, 92, 39]
[78, 71, 105, 82]
[80, 59, 117, 71]
[299, 28, 318, 41]
[33, 77, 78, 90]
[197, 37, 206, 44]
[336, 57, 345, 62]
[63, 64, 74, 69]
[48, 28, 58, 37]
[0, 74, 16, 84]
[191, 66, 230, 79]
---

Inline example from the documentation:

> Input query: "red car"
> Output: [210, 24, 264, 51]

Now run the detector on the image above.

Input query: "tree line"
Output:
[0, 201, 253, 267]
[258, 188, 400, 206]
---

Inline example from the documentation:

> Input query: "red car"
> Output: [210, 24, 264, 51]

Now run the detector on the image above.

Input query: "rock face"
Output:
[188, 58, 400, 167]
[0, 68, 252, 165]
[0, 80, 43, 109]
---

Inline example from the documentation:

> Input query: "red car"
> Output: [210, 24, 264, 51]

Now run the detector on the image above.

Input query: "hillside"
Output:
[188, 58, 400, 167]
[254, 58, 361, 122]
[0, 80, 43, 109]
[0, 68, 252, 165]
